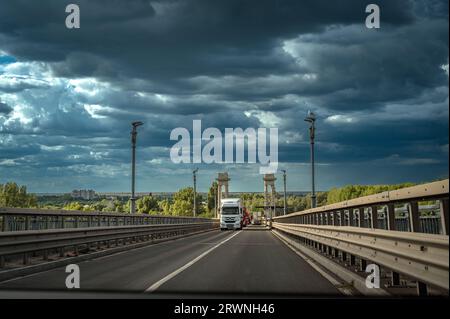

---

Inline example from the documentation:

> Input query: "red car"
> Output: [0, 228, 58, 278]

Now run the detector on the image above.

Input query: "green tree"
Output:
[326, 183, 416, 204]
[136, 195, 159, 214]
[158, 199, 172, 215]
[207, 181, 218, 213]
[0, 182, 37, 208]
[171, 187, 204, 216]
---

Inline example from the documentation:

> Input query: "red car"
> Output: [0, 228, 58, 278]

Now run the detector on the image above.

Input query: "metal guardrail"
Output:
[273, 223, 449, 291]
[272, 179, 449, 295]
[274, 179, 449, 235]
[0, 221, 218, 268]
[0, 207, 212, 232]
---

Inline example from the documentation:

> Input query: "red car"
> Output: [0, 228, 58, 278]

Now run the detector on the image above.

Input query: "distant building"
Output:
[71, 189, 96, 200]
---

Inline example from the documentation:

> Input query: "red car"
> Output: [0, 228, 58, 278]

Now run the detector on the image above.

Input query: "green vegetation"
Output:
[0, 180, 421, 216]
[326, 183, 415, 204]
[0, 182, 37, 208]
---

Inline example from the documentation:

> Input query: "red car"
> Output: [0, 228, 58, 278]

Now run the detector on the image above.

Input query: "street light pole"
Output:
[193, 168, 198, 217]
[130, 121, 143, 214]
[281, 170, 287, 215]
[214, 182, 217, 218]
[304, 111, 317, 208]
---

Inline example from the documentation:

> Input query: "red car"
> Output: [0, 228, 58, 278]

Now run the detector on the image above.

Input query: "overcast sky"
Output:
[0, 0, 448, 193]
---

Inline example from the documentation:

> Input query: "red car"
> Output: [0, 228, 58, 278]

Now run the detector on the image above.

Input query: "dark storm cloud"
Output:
[0, 0, 448, 192]
[0, 100, 12, 114]
[0, 0, 415, 80]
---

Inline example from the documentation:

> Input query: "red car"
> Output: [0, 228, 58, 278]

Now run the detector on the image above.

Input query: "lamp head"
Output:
[132, 121, 144, 128]
[193, 168, 199, 174]
[304, 110, 316, 123]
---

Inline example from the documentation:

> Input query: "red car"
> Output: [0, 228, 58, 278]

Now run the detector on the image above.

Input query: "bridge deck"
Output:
[0, 230, 340, 296]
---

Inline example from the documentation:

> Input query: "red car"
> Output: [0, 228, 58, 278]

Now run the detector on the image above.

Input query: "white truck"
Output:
[219, 198, 243, 230]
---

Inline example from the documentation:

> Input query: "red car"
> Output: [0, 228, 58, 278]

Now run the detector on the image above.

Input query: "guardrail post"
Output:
[417, 281, 428, 296]
[0, 256, 5, 268]
[323, 212, 329, 225]
[341, 251, 347, 263]
[370, 206, 378, 229]
[23, 253, 30, 265]
[348, 209, 355, 227]
[1, 215, 7, 232]
[439, 199, 449, 235]
[357, 209, 362, 227]
[349, 254, 356, 266]
[331, 212, 338, 226]
[359, 258, 367, 272]
[25, 215, 30, 231]
[387, 204, 396, 230]
[408, 201, 420, 232]
[391, 271, 400, 286]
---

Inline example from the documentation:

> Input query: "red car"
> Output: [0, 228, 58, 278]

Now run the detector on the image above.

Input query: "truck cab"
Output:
[220, 198, 242, 230]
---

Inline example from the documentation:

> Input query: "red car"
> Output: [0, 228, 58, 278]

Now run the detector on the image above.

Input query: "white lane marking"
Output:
[0, 230, 224, 285]
[272, 231, 354, 296]
[145, 230, 242, 293]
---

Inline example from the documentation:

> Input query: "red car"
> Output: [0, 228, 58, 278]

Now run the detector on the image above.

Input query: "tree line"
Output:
[0, 181, 420, 216]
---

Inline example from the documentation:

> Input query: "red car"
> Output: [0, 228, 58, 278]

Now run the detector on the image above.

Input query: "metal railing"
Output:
[273, 179, 449, 295]
[0, 207, 212, 232]
[0, 221, 219, 269]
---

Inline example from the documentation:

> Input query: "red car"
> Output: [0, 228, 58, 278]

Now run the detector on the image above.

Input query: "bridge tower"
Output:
[216, 172, 230, 217]
[263, 174, 277, 218]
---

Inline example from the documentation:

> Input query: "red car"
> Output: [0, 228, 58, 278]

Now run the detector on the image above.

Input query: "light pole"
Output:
[214, 182, 218, 218]
[304, 110, 316, 208]
[130, 121, 143, 214]
[281, 170, 287, 215]
[193, 168, 198, 217]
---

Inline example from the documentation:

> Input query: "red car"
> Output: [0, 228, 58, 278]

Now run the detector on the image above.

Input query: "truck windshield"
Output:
[222, 207, 239, 215]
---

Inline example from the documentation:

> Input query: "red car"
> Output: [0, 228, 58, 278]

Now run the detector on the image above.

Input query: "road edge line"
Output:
[272, 229, 390, 296]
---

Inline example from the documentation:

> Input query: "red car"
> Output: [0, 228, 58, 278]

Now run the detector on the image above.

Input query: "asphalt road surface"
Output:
[0, 230, 340, 296]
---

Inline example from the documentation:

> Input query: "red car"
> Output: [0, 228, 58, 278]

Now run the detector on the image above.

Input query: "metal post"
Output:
[130, 121, 143, 214]
[387, 204, 396, 231]
[282, 170, 287, 215]
[371, 206, 378, 229]
[391, 271, 400, 286]
[348, 208, 355, 227]
[408, 201, 420, 232]
[193, 168, 198, 217]
[214, 183, 217, 218]
[304, 111, 316, 208]
[439, 198, 449, 235]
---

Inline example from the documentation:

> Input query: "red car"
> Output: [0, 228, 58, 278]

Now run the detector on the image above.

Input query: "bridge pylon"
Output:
[263, 174, 277, 223]
[216, 172, 230, 217]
